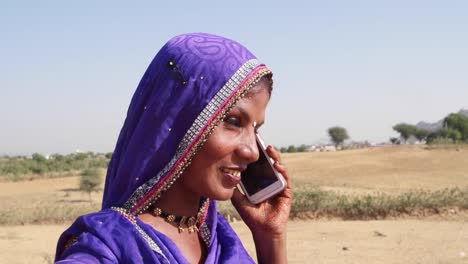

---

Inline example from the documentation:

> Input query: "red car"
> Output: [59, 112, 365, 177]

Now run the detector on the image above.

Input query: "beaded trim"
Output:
[111, 207, 169, 263]
[199, 223, 211, 246]
[123, 59, 271, 216]
[196, 198, 211, 245]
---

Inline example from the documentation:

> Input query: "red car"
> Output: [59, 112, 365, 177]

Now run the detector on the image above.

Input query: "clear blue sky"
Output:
[1, 1, 467, 155]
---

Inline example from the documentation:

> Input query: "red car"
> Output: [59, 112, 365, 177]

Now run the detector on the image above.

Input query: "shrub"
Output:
[79, 169, 102, 202]
[0, 153, 110, 181]
[289, 187, 468, 220]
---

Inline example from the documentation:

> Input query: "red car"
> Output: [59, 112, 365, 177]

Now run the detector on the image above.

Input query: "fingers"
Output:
[266, 146, 285, 172]
[266, 145, 281, 164]
[231, 187, 260, 221]
[231, 187, 249, 209]
[266, 146, 292, 187]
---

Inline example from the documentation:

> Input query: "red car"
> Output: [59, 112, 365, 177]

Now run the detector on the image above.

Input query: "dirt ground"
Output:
[285, 145, 468, 194]
[1, 219, 467, 264]
[1, 146, 468, 263]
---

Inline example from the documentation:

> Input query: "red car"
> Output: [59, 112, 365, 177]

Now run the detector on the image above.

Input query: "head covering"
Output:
[56, 33, 272, 263]
[102, 33, 271, 215]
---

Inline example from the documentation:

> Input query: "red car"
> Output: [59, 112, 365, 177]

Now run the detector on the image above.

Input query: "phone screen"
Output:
[240, 141, 279, 195]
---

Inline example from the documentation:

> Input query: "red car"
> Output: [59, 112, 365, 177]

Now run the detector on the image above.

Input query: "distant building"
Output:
[321, 145, 337, 152]
[306, 145, 318, 152]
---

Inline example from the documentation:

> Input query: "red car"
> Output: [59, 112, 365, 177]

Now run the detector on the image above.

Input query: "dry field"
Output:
[286, 145, 468, 194]
[1, 145, 468, 263]
[2, 219, 467, 264]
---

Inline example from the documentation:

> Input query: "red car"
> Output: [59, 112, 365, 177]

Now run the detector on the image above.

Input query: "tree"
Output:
[392, 123, 417, 143]
[286, 145, 297, 153]
[296, 144, 308, 152]
[50, 154, 64, 161]
[74, 152, 88, 161]
[414, 128, 430, 142]
[32, 153, 47, 163]
[79, 168, 102, 202]
[439, 127, 462, 142]
[426, 127, 462, 144]
[444, 113, 468, 141]
[327, 126, 349, 148]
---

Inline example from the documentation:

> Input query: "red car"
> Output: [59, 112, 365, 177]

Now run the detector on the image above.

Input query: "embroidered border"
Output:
[196, 198, 211, 245]
[131, 66, 271, 216]
[199, 223, 211, 246]
[123, 59, 271, 215]
[111, 207, 170, 263]
[135, 66, 271, 242]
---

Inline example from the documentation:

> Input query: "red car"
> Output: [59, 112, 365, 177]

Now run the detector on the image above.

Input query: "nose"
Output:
[236, 132, 260, 164]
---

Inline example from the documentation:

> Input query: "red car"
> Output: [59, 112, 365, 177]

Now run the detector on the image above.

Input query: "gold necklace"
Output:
[150, 198, 209, 234]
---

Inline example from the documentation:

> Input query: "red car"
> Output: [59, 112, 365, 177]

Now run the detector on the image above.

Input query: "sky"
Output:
[1, 1, 467, 155]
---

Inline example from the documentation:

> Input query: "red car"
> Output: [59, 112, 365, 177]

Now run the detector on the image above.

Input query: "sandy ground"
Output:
[1, 219, 467, 264]
[1, 146, 467, 263]
[285, 145, 468, 194]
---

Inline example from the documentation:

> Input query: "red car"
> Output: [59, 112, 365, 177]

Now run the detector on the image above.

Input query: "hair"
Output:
[245, 73, 273, 98]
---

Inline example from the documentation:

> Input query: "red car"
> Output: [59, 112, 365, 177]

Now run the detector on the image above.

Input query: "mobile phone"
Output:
[239, 133, 286, 204]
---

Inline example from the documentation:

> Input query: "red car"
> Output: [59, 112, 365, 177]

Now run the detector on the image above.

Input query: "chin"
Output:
[208, 189, 235, 201]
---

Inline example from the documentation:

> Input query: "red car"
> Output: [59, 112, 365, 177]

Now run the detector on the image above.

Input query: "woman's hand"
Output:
[231, 145, 292, 236]
[231, 146, 292, 263]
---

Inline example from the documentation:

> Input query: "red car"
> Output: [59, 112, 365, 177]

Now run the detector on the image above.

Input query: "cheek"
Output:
[189, 141, 224, 173]
[186, 126, 235, 178]
[202, 131, 232, 159]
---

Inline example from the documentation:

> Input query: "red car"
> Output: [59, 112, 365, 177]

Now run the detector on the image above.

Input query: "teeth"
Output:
[222, 168, 241, 177]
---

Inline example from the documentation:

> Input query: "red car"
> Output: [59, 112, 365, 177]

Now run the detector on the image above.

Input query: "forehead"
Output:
[234, 86, 270, 116]
[242, 78, 272, 100]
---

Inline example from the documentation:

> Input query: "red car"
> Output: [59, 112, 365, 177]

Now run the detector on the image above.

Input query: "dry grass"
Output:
[4, 220, 468, 264]
[0, 175, 104, 225]
[2, 146, 468, 263]
[289, 187, 468, 220]
[284, 145, 468, 194]
[213, 145, 468, 221]
[1, 146, 468, 225]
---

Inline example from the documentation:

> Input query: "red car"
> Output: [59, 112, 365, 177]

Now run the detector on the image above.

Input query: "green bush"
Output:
[290, 187, 468, 220]
[79, 169, 102, 195]
[0, 152, 110, 181]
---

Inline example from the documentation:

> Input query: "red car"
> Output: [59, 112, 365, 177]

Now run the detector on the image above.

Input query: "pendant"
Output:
[178, 216, 187, 233]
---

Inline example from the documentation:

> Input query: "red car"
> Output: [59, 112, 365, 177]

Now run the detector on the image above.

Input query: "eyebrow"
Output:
[235, 106, 264, 128]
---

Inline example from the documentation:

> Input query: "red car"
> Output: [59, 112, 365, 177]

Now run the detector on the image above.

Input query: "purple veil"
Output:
[55, 33, 272, 263]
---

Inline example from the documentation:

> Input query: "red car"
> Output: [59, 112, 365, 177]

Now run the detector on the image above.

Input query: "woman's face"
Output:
[180, 82, 271, 201]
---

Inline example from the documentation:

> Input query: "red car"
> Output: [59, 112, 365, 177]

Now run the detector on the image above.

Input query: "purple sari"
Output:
[55, 33, 272, 263]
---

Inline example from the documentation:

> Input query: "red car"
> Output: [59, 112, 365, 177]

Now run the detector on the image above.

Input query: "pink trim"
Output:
[131, 65, 267, 213]
[200, 200, 210, 225]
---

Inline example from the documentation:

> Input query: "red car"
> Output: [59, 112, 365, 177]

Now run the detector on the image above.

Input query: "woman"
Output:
[55, 33, 292, 263]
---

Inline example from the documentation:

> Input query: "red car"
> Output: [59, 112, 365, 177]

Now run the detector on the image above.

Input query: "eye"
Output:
[223, 116, 241, 127]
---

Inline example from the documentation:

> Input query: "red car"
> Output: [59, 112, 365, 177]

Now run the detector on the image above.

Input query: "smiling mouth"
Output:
[221, 168, 241, 177]
[221, 168, 242, 185]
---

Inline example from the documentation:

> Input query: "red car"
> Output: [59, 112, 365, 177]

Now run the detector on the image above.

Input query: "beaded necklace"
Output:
[150, 198, 209, 234]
